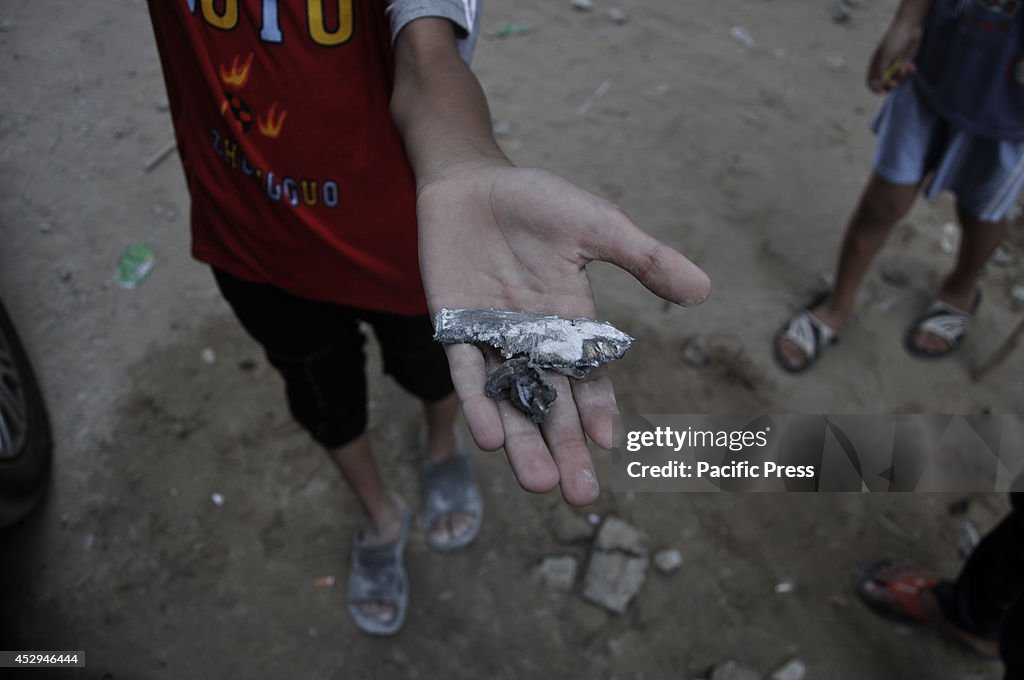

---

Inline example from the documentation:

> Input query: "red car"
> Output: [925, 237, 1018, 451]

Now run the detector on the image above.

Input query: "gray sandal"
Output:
[422, 444, 484, 552]
[346, 497, 412, 636]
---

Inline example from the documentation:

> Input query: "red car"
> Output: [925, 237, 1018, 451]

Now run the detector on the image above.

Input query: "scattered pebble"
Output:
[535, 556, 578, 591]
[157, 98, 170, 112]
[586, 512, 602, 526]
[83, 533, 96, 550]
[992, 246, 1013, 266]
[818, 271, 835, 289]
[653, 548, 683, 573]
[825, 54, 847, 72]
[39, 222, 52, 233]
[1011, 282, 1024, 304]
[607, 7, 629, 24]
[770, 658, 807, 680]
[774, 580, 794, 594]
[683, 336, 711, 368]
[312, 575, 335, 588]
[57, 268, 73, 283]
[711, 660, 762, 680]
[238, 358, 257, 371]
[729, 26, 756, 49]
[211, 492, 225, 506]
[200, 347, 217, 365]
[571, 0, 594, 11]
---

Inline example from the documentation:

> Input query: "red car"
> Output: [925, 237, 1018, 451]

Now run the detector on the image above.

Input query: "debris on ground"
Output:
[607, 7, 629, 24]
[582, 516, 649, 613]
[534, 555, 579, 592]
[710, 659, 763, 680]
[494, 22, 532, 38]
[653, 548, 683, 573]
[774, 580, 794, 594]
[770, 658, 807, 680]
[114, 243, 156, 289]
[683, 336, 711, 368]
[571, 0, 594, 11]
[729, 26, 756, 49]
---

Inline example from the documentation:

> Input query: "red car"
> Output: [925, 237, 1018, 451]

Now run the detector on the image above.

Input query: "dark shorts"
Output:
[213, 268, 454, 449]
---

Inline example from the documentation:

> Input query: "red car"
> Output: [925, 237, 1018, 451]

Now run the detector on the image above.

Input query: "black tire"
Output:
[0, 298, 52, 528]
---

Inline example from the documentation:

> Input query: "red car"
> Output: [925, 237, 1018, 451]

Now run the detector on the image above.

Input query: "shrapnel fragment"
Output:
[433, 308, 633, 379]
[484, 357, 557, 424]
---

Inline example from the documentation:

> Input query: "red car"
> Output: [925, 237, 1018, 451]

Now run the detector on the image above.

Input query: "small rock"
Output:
[770, 658, 806, 680]
[571, 0, 594, 11]
[39, 222, 52, 233]
[58, 268, 73, 283]
[711, 660, 762, 680]
[1011, 282, 1024, 304]
[535, 555, 578, 591]
[549, 504, 597, 543]
[818, 271, 835, 289]
[774, 580, 794, 594]
[992, 246, 1013, 266]
[157, 98, 170, 112]
[830, 3, 850, 23]
[594, 516, 648, 554]
[607, 7, 629, 24]
[653, 548, 683, 573]
[587, 512, 602, 526]
[729, 26, 756, 49]
[683, 337, 711, 368]
[211, 492, 225, 506]
[583, 517, 649, 613]
[238, 358, 257, 371]
[83, 533, 96, 550]
[582, 550, 648, 613]
[825, 54, 847, 72]
[200, 347, 217, 365]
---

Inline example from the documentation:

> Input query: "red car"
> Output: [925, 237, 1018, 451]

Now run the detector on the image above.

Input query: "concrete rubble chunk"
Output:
[582, 516, 649, 613]
[653, 548, 683, 573]
[534, 555, 579, 592]
[711, 660, 763, 680]
[549, 504, 597, 543]
[770, 658, 807, 680]
[593, 516, 648, 555]
[582, 550, 648, 614]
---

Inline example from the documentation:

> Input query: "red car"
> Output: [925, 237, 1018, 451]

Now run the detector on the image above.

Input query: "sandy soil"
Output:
[1, 0, 1021, 678]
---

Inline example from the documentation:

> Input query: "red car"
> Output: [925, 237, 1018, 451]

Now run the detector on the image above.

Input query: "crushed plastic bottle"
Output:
[114, 243, 155, 289]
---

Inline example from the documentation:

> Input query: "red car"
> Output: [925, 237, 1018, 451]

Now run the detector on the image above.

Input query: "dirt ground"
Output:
[1, 1, 1022, 678]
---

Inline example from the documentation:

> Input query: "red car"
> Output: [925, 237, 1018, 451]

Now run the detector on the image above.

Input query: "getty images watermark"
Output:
[611, 414, 1024, 492]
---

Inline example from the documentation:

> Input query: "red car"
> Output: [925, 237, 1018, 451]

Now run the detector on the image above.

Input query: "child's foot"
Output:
[855, 560, 999, 659]
[905, 289, 981, 358]
[422, 429, 483, 551]
[773, 294, 843, 373]
[347, 493, 411, 635]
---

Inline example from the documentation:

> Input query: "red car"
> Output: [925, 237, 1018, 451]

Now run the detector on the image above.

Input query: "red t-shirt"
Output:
[147, 0, 426, 314]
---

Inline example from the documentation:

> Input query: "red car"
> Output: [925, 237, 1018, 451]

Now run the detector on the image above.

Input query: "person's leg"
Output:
[908, 203, 1009, 355]
[776, 174, 919, 369]
[365, 311, 480, 549]
[212, 269, 405, 627]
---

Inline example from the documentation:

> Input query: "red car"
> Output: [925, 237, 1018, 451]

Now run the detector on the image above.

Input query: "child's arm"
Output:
[390, 17, 711, 506]
[867, 0, 935, 93]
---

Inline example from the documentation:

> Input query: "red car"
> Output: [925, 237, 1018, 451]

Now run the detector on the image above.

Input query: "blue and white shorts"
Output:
[871, 82, 1024, 223]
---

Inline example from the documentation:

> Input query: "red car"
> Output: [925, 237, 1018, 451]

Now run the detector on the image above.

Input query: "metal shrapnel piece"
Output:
[433, 308, 633, 379]
[484, 357, 557, 424]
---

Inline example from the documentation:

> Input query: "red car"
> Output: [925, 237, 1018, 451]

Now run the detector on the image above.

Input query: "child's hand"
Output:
[866, 23, 923, 93]
[417, 162, 710, 505]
